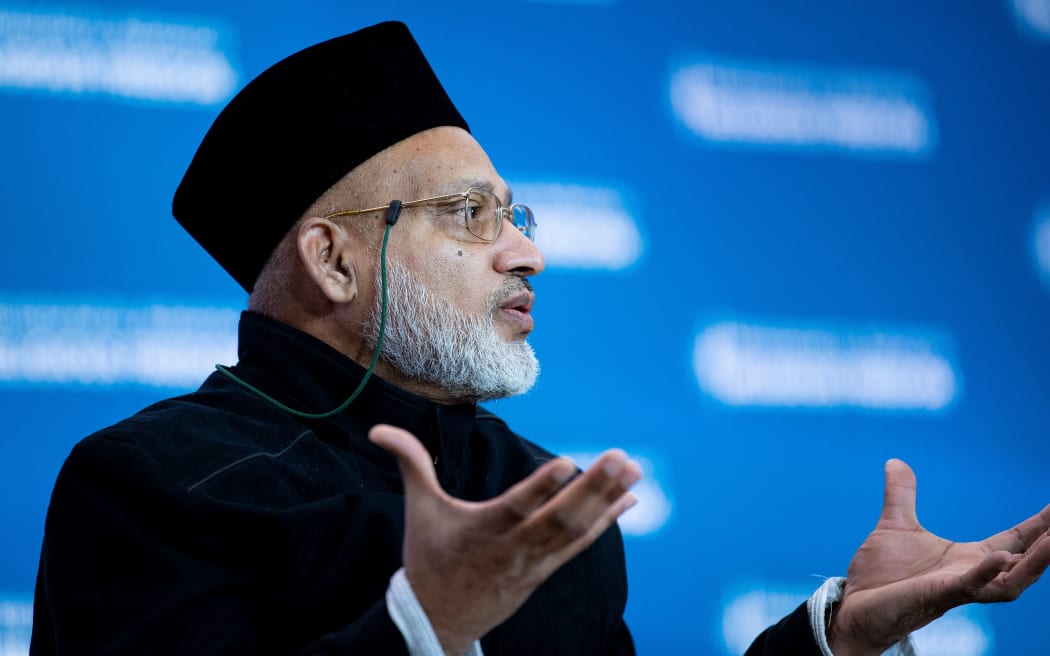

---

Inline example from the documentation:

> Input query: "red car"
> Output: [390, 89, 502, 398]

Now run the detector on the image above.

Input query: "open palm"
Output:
[829, 459, 1050, 656]
[369, 424, 641, 654]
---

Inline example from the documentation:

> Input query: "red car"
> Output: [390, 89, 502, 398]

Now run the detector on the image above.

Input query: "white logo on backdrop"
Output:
[692, 320, 959, 411]
[1034, 207, 1050, 285]
[561, 451, 671, 536]
[0, 596, 31, 656]
[0, 7, 236, 104]
[669, 58, 936, 157]
[721, 587, 809, 655]
[0, 300, 238, 388]
[1011, 0, 1050, 38]
[721, 585, 992, 656]
[525, 0, 616, 5]
[513, 182, 644, 270]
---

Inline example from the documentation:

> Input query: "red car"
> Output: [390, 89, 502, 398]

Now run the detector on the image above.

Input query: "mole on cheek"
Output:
[457, 250, 463, 256]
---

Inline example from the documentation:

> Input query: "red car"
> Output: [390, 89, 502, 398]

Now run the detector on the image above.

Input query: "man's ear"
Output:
[297, 217, 359, 304]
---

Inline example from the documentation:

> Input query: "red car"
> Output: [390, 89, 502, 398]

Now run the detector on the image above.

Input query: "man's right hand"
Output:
[369, 424, 641, 655]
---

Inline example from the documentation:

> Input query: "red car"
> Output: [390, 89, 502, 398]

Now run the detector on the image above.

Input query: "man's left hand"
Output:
[828, 459, 1050, 656]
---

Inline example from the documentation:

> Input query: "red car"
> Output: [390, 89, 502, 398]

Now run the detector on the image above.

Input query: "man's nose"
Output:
[493, 221, 545, 278]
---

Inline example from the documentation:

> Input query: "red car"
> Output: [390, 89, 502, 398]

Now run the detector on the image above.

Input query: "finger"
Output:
[950, 550, 1016, 602]
[564, 458, 642, 531]
[479, 457, 578, 530]
[368, 424, 443, 497]
[549, 452, 641, 524]
[878, 458, 919, 528]
[985, 503, 1050, 553]
[521, 490, 639, 589]
[996, 528, 1050, 601]
[520, 450, 642, 549]
[556, 492, 639, 562]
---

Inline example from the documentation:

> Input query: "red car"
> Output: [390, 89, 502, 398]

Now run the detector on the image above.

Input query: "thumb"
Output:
[369, 424, 442, 497]
[879, 458, 919, 527]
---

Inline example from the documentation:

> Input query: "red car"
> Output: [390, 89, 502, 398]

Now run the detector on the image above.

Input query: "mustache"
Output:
[490, 277, 534, 308]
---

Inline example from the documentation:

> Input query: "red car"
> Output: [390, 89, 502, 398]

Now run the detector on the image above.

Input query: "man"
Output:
[31, 21, 1050, 656]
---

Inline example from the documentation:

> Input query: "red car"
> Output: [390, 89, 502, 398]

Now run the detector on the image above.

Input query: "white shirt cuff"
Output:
[806, 576, 917, 656]
[386, 567, 484, 656]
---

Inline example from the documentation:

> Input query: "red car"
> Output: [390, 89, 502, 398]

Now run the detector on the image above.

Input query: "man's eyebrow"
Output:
[441, 178, 512, 204]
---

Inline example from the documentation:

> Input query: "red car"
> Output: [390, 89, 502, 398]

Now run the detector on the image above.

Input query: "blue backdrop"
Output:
[2, 1, 1048, 654]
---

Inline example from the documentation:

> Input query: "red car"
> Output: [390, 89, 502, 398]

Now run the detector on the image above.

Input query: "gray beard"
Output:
[364, 259, 540, 402]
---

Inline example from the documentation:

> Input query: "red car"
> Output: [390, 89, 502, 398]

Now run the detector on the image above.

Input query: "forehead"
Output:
[385, 127, 510, 201]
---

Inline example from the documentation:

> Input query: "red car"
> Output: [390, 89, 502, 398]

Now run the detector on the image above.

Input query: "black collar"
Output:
[227, 311, 478, 471]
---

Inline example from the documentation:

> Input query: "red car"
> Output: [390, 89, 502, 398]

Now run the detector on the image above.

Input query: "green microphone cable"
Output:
[214, 201, 402, 420]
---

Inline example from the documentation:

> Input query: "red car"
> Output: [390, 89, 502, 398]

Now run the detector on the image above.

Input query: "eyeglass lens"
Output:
[464, 188, 536, 242]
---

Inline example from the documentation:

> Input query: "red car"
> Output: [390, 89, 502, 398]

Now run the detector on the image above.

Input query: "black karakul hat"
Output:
[173, 21, 469, 292]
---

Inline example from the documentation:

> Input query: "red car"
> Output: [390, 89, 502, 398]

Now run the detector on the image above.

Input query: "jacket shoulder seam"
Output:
[184, 429, 312, 493]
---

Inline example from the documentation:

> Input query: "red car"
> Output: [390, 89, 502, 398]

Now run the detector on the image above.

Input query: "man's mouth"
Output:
[497, 288, 535, 332]
[500, 291, 534, 314]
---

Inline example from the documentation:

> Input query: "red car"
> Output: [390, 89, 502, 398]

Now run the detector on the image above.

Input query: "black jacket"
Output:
[32, 311, 819, 655]
[31, 312, 632, 655]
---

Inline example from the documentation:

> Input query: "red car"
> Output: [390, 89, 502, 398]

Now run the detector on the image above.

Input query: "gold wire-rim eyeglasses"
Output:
[325, 186, 536, 242]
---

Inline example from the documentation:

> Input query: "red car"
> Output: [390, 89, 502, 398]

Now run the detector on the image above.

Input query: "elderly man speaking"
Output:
[31, 21, 1050, 656]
